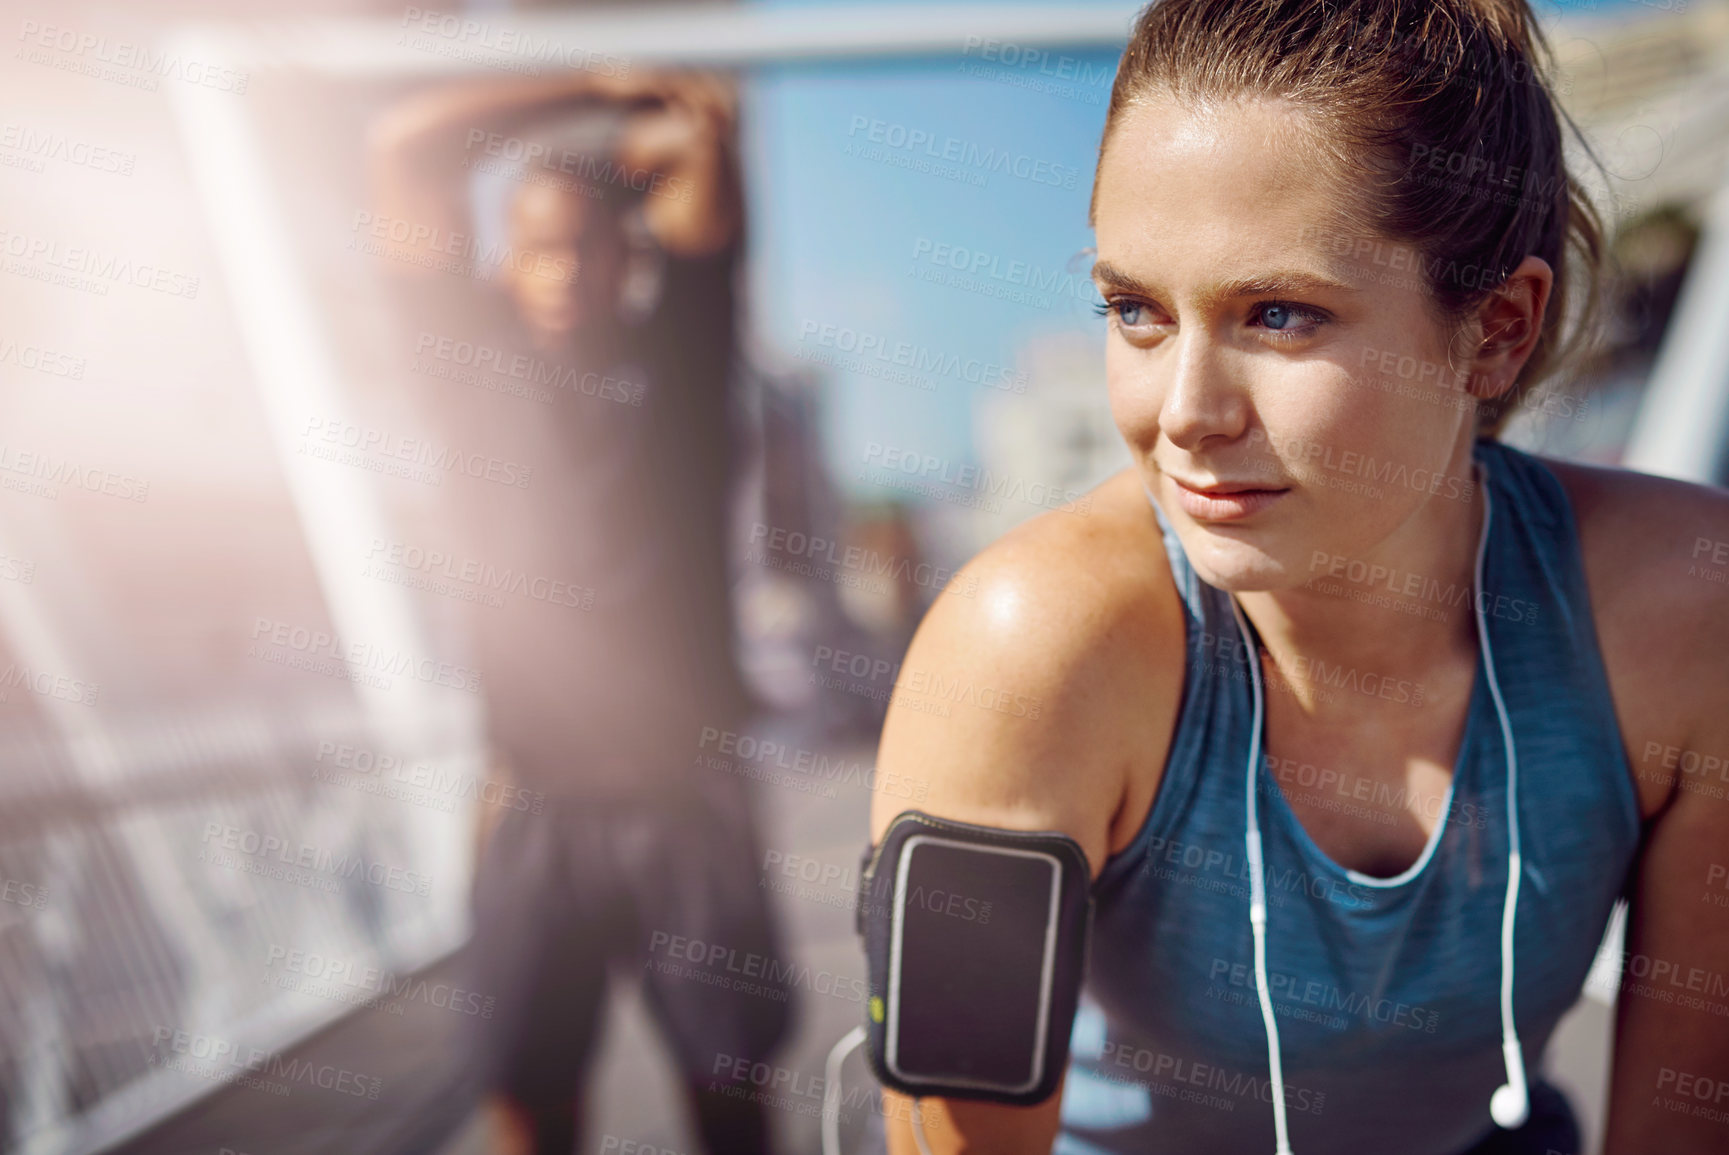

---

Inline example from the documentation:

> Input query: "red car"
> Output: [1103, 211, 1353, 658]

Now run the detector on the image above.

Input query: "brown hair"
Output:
[1094, 0, 1608, 436]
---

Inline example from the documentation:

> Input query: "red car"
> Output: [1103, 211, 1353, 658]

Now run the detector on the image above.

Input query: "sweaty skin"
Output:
[872, 94, 1729, 1154]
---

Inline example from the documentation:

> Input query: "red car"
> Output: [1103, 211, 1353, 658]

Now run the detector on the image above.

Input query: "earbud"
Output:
[1490, 1035, 1529, 1128]
[1489, 1080, 1529, 1129]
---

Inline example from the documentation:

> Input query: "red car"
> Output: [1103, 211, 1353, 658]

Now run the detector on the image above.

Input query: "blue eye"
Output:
[1092, 298, 1149, 327]
[1251, 301, 1326, 340]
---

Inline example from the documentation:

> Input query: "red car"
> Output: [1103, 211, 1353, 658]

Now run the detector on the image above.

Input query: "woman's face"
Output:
[1092, 93, 1481, 592]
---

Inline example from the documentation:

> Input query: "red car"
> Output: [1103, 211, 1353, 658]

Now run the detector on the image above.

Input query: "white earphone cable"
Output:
[910, 1099, 936, 1155]
[820, 1025, 935, 1155]
[1471, 471, 1531, 1130]
[1230, 595, 1296, 1155]
[822, 1025, 866, 1155]
[1233, 459, 1523, 1151]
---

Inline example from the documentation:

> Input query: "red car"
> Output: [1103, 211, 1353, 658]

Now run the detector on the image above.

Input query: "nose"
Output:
[1158, 328, 1250, 453]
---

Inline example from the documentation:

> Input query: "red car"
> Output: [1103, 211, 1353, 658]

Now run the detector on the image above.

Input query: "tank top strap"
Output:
[1471, 438, 1642, 858]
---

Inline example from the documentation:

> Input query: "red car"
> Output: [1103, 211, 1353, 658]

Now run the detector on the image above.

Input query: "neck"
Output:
[1232, 440, 1486, 718]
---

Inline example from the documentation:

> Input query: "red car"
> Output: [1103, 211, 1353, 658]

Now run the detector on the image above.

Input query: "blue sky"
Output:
[743, 42, 1115, 496]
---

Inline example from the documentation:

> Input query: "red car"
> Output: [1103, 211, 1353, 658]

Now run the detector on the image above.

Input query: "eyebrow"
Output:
[1091, 260, 1357, 308]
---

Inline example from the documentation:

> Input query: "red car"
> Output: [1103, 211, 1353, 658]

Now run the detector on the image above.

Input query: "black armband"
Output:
[855, 810, 1093, 1105]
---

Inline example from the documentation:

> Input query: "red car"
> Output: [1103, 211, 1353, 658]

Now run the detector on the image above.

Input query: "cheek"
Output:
[1256, 352, 1454, 470]
[1253, 367, 1364, 453]
[1104, 342, 1161, 449]
[1332, 301, 1473, 448]
[1333, 342, 1471, 466]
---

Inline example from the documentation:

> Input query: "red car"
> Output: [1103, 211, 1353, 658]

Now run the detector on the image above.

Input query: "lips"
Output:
[1168, 475, 1289, 522]
[1176, 479, 1276, 495]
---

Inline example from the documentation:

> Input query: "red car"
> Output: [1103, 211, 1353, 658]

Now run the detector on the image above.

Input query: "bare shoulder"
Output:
[869, 469, 1187, 879]
[1539, 454, 1729, 665]
[1540, 454, 1729, 818]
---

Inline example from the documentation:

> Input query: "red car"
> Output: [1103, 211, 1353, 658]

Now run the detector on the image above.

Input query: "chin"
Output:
[1170, 525, 1296, 593]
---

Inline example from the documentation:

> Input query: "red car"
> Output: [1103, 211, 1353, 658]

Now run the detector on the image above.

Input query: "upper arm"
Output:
[1551, 459, 1729, 1151]
[868, 495, 1184, 1154]
[1607, 780, 1729, 1153]
[1605, 578, 1729, 1152]
[868, 497, 1182, 875]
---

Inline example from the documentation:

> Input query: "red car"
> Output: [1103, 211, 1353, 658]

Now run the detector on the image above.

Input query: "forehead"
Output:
[1092, 94, 1365, 279]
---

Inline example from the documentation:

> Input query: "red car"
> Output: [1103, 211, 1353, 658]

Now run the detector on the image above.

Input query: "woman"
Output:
[868, 1, 1729, 1152]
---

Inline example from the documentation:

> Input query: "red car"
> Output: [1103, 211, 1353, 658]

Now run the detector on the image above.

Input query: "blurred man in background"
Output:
[369, 70, 792, 1155]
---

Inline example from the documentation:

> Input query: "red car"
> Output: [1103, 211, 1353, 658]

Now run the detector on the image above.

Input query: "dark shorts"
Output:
[465, 769, 795, 1107]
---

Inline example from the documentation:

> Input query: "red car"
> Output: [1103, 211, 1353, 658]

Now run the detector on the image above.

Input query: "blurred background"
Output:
[0, 1, 1725, 1153]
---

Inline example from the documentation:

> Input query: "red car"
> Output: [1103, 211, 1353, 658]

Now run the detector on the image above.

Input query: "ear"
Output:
[1463, 255, 1553, 404]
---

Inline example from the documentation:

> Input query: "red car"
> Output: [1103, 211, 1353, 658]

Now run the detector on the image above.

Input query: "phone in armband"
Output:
[854, 810, 1093, 1106]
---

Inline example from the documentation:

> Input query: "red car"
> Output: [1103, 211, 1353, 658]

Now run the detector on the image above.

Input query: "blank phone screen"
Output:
[890, 838, 1058, 1089]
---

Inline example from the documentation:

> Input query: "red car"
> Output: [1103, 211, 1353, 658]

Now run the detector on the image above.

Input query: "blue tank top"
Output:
[1056, 439, 1641, 1154]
